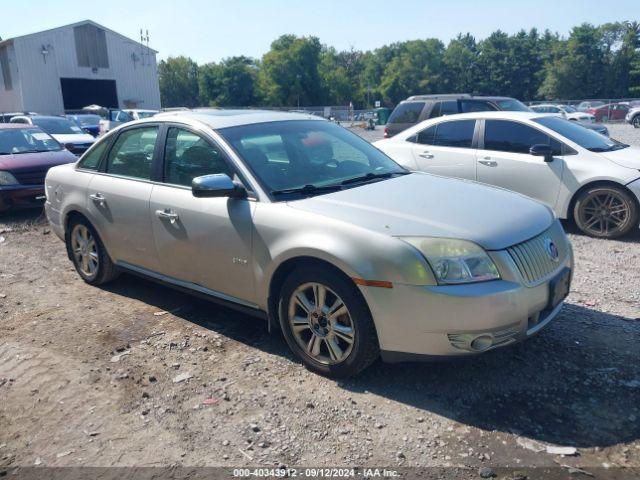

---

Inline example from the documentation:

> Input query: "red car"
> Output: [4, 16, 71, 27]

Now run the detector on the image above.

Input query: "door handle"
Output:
[478, 159, 498, 167]
[419, 151, 434, 159]
[155, 209, 179, 223]
[89, 193, 106, 205]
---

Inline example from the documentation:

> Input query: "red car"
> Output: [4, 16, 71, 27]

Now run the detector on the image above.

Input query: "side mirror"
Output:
[529, 144, 554, 162]
[192, 174, 247, 198]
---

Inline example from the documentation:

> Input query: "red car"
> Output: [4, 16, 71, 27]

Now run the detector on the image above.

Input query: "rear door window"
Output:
[433, 120, 476, 148]
[416, 125, 437, 145]
[105, 126, 158, 180]
[440, 101, 459, 115]
[460, 100, 498, 113]
[388, 102, 425, 124]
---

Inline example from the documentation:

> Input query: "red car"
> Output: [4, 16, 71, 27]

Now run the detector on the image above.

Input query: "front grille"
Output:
[506, 222, 569, 286]
[12, 167, 48, 185]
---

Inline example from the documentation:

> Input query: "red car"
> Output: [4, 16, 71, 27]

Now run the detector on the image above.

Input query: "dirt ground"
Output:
[1, 124, 640, 477]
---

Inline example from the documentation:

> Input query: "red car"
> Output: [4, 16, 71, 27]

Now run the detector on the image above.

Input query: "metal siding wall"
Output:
[10, 23, 161, 114]
[0, 44, 23, 112]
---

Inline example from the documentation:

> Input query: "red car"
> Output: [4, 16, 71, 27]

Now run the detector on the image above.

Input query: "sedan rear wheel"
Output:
[66, 217, 119, 285]
[574, 186, 638, 239]
[633, 116, 640, 128]
[279, 266, 379, 377]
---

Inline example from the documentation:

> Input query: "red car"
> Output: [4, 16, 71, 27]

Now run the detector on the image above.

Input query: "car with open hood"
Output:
[44, 110, 573, 377]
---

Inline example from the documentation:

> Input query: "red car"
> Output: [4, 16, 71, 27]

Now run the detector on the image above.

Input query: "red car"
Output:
[0, 124, 77, 212]
[586, 103, 630, 122]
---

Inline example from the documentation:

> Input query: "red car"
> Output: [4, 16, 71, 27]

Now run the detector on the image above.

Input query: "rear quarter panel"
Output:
[45, 164, 92, 238]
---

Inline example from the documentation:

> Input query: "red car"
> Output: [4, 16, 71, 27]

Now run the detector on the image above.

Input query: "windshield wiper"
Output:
[271, 183, 344, 197]
[588, 144, 629, 152]
[12, 150, 41, 155]
[340, 170, 409, 186]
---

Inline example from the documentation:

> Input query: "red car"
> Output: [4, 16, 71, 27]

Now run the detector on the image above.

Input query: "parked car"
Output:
[625, 106, 640, 128]
[586, 103, 630, 122]
[529, 104, 608, 136]
[45, 110, 573, 377]
[0, 124, 76, 212]
[375, 111, 640, 239]
[96, 109, 158, 134]
[530, 104, 595, 122]
[384, 94, 531, 138]
[66, 114, 102, 137]
[576, 101, 605, 112]
[0, 112, 38, 123]
[10, 115, 95, 156]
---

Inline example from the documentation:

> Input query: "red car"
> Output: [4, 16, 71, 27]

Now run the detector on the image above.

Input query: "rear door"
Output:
[476, 119, 565, 208]
[86, 125, 161, 271]
[409, 119, 478, 180]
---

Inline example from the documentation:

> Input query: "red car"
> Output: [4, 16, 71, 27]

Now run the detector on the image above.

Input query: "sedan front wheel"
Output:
[574, 186, 638, 239]
[279, 266, 379, 377]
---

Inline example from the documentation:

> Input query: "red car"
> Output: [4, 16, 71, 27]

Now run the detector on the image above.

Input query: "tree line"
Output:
[158, 21, 640, 109]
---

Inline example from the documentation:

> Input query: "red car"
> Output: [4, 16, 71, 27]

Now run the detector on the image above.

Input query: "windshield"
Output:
[70, 115, 101, 126]
[0, 128, 62, 155]
[32, 117, 84, 135]
[135, 111, 157, 119]
[219, 120, 407, 197]
[533, 116, 628, 152]
[495, 99, 531, 112]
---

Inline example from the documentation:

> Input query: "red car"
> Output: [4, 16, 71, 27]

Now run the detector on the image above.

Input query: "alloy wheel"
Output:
[287, 282, 355, 365]
[578, 190, 631, 237]
[71, 224, 99, 277]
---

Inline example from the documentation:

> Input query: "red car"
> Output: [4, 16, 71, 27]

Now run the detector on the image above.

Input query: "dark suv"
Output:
[384, 94, 530, 137]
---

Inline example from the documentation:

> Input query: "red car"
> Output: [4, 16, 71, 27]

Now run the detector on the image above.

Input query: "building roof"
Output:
[0, 20, 158, 53]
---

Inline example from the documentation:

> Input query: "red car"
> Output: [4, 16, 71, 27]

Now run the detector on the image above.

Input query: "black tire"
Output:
[573, 185, 638, 239]
[278, 266, 379, 378]
[66, 216, 120, 285]
[633, 115, 640, 128]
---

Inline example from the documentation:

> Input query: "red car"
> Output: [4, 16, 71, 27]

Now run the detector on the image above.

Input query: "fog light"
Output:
[470, 335, 494, 352]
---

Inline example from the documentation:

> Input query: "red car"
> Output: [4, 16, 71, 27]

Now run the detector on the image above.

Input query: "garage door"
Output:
[60, 78, 118, 110]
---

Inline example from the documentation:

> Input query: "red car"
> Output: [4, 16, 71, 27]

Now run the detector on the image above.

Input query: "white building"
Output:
[0, 20, 161, 115]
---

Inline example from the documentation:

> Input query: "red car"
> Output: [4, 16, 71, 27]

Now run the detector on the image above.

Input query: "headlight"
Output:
[400, 237, 500, 284]
[0, 171, 19, 186]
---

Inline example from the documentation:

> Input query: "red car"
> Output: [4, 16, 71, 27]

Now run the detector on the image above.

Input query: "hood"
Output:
[598, 146, 640, 170]
[0, 149, 77, 172]
[287, 173, 554, 250]
[51, 133, 96, 144]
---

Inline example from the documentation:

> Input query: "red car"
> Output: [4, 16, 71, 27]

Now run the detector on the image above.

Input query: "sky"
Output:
[1, 0, 639, 64]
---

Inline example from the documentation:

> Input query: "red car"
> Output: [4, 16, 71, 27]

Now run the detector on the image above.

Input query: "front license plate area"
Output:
[548, 267, 571, 310]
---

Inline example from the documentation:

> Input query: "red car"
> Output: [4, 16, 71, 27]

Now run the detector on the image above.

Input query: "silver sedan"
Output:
[44, 110, 573, 377]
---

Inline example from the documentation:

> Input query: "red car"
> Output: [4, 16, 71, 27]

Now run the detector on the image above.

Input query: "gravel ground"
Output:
[0, 122, 639, 476]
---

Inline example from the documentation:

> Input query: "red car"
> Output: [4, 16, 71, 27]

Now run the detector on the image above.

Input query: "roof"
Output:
[0, 20, 158, 53]
[403, 94, 517, 103]
[427, 111, 544, 120]
[0, 123, 38, 130]
[152, 109, 323, 129]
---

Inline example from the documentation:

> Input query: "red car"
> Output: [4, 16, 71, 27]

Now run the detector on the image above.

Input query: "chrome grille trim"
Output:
[506, 222, 568, 286]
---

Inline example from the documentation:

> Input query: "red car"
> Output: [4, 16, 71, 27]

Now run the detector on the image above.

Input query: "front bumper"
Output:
[360, 242, 574, 361]
[0, 185, 46, 212]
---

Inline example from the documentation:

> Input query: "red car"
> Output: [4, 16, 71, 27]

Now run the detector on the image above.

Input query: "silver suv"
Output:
[44, 110, 573, 377]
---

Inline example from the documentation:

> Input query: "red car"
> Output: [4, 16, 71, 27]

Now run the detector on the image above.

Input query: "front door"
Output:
[476, 119, 565, 209]
[86, 125, 160, 271]
[409, 119, 478, 180]
[149, 126, 256, 304]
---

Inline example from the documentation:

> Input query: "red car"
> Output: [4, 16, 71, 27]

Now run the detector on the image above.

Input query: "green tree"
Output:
[258, 35, 324, 106]
[199, 56, 259, 107]
[442, 34, 478, 94]
[538, 24, 607, 99]
[158, 56, 200, 108]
